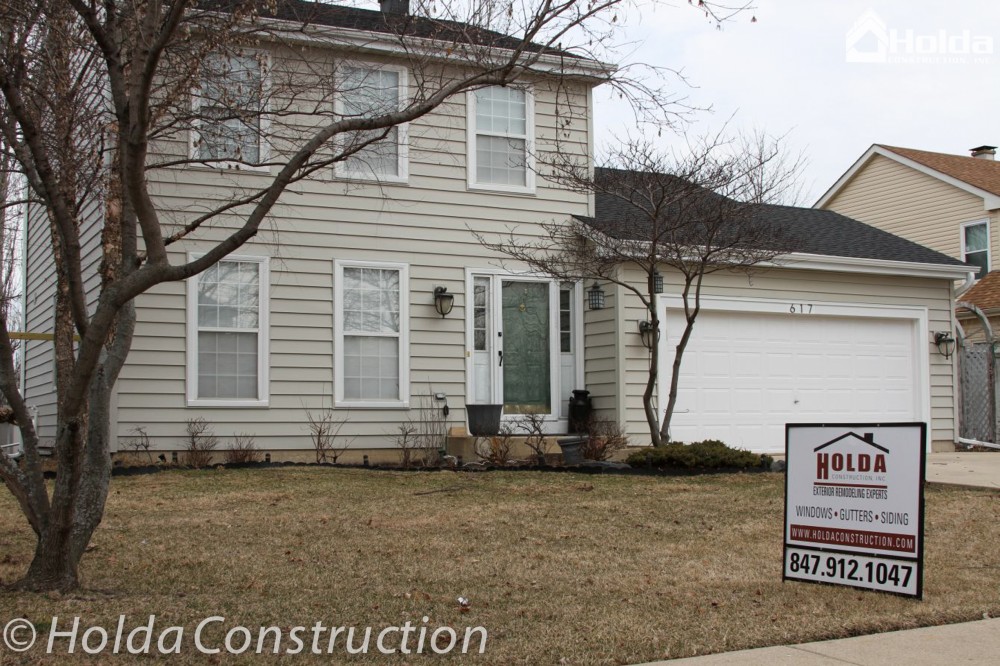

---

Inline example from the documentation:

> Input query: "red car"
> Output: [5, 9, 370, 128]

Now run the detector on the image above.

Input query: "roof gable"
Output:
[817, 144, 1000, 210]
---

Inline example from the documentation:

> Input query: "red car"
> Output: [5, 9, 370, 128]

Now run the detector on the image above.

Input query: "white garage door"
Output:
[660, 308, 919, 453]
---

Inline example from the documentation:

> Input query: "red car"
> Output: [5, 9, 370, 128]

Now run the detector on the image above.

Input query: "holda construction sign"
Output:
[783, 423, 926, 598]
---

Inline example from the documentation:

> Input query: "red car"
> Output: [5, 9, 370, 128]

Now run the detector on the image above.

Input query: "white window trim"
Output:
[960, 218, 991, 277]
[334, 259, 410, 409]
[186, 253, 270, 407]
[333, 62, 409, 184]
[189, 50, 272, 172]
[466, 85, 536, 194]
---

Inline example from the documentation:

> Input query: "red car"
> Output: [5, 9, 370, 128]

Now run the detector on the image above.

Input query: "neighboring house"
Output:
[20, 2, 972, 458]
[816, 144, 1000, 340]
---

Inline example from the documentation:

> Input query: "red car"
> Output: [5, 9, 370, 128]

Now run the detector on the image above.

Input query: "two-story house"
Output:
[817, 144, 1000, 341]
[20, 1, 972, 458]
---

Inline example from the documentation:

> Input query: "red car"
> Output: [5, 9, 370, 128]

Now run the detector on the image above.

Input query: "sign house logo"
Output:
[812, 432, 889, 500]
[845, 9, 994, 64]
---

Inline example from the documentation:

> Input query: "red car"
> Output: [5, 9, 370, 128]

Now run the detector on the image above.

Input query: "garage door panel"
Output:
[662, 309, 919, 453]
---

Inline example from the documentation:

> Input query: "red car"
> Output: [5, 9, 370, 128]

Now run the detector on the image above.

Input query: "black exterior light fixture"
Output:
[652, 269, 663, 294]
[638, 320, 658, 349]
[587, 281, 605, 310]
[433, 286, 454, 317]
[933, 331, 956, 359]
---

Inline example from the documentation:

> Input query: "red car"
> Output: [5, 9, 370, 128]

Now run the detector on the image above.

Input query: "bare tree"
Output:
[0, 0, 751, 591]
[480, 131, 801, 445]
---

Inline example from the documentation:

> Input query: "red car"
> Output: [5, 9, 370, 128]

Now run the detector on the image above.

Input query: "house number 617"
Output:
[789, 303, 814, 314]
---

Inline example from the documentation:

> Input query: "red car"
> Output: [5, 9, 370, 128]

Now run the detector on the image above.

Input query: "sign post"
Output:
[783, 423, 926, 598]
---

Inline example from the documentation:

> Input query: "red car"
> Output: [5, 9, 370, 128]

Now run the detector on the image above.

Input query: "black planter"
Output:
[467, 404, 503, 437]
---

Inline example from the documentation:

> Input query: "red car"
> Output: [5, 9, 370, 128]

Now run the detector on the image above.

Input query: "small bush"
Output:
[183, 417, 218, 468]
[223, 433, 262, 464]
[626, 440, 772, 470]
[475, 422, 516, 466]
[581, 417, 629, 461]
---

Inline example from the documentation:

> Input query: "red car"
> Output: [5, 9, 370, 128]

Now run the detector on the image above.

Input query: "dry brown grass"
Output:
[1, 469, 998, 664]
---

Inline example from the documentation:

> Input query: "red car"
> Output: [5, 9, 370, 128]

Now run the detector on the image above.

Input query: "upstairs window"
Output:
[336, 64, 408, 181]
[963, 220, 990, 278]
[468, 85, 534, 192]
[194, 53, 267, 165]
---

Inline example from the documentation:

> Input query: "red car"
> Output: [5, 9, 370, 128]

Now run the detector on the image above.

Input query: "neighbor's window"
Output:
[336, 261, 409, 405]
[337, 64, 407, 180]
[963, 220, 990, 278]
[195, 53, 266, 164]
[187, 256, 269, 406]
[469, 85, 534, 190]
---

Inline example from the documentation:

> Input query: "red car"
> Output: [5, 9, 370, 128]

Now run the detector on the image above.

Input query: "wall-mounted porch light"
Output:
[652, 269, 663, 294]
[433, 286, 454, 317]
[638, 320, 659, 349]
[587, 282, 605, 310]
[933, 331, 956, 359]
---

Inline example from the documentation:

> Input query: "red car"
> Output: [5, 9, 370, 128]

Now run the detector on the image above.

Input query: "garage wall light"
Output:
[933, 331, 956, 359]
[652, 269, 663, 294]
[638, 320, 659, 349]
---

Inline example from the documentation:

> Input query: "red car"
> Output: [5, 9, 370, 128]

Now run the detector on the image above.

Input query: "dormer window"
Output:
[962, 220, 990, 278]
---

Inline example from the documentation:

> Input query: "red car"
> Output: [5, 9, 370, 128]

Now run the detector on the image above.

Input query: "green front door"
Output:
[501, 280, 551, 414]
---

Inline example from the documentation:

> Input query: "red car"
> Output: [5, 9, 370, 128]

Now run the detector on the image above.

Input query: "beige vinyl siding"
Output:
[823, 154, 988, 262]
[615, 265, 956, 449]
[115, 74, 594, 451]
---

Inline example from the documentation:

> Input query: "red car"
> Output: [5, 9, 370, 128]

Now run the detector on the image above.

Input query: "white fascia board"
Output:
[774, 252, 975, 281]
[247, 15, 615, 81]
[816, 145, 1000, 211]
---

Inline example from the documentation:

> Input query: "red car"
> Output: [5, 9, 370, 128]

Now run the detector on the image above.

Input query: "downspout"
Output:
[954, 301, 1000, 449]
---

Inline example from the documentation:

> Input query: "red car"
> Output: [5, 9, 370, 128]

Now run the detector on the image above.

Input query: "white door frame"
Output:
[464, 268, 584, 433]
[656, 294, 931, 450]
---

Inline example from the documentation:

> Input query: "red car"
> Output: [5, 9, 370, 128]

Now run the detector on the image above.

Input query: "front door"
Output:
[468, 274, 580, 428]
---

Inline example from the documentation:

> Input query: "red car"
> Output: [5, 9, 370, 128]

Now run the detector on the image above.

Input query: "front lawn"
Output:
[1, 468, 998, 664]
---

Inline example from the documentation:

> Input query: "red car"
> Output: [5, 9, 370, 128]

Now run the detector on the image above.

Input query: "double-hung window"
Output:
[336, 64, 408, 181]
[187, 256, 269, 406]
[468, 85, 534, 192]
[194, 53, 267, 165]
[962, 220, 990, 278]
[335, 260, 409, 407]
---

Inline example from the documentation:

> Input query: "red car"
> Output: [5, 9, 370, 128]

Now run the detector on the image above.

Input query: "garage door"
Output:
[660, 308, 919, 453]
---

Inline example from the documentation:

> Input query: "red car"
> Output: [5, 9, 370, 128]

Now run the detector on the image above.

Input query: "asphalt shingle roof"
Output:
[207, 0, 577, 57]
[578, 167, 968, 268]
[880, 145, 1000, 197]
[959, 270, 1000, 311]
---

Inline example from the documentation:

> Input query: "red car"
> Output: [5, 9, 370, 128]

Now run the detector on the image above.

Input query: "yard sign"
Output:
[783, 423, 926, 598]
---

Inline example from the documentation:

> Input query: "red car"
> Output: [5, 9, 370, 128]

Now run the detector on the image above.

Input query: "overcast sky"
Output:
[593, 0, 1000, 204]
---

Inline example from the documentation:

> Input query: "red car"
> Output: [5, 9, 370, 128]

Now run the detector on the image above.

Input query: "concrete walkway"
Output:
[639, 452, 1000, 666]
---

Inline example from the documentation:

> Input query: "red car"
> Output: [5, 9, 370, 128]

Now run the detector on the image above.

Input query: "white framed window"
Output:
[334, 260, 410, 407]
[467, 85, 535, 193]
[186, 254, 270, 407]
[334, 63, 409, 182]
[192, 52, 269, 168]
[961, 219, 990, 278]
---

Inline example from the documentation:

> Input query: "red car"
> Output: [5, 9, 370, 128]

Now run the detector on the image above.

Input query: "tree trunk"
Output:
[20, 530, 80, 592]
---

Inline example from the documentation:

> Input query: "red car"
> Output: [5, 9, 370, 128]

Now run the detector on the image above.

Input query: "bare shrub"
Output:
[306, 406, 355, 464]
[475, 422, 516, 466]
[396, 422, 420, 470]
[183, 417, 218, 468]
[413, 393, 448, 467]
[517, 412, 551, 462]
[121, 426, 153, 465]
[582, 417, 629, 461]
[223, 433, 262, 464]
